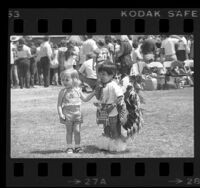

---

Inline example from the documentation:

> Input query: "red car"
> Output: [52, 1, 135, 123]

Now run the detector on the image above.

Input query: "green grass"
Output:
[10, 86, 194, 158]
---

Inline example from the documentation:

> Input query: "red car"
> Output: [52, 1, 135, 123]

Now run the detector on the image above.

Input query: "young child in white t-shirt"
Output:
[94, 61, 125, 140]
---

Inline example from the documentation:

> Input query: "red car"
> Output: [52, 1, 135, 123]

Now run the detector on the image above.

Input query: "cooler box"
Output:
[143, 78, 158, 91]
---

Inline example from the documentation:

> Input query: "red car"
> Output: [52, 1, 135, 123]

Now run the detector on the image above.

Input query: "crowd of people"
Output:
[10, 34, 194, 90]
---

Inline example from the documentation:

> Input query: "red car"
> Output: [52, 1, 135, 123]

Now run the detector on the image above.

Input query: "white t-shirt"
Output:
[135, 47, 143, 60]
[114, 44, 120, 53]
[73, 46, 80, 56]
[101, 80, 123, 117]
[161, 37, 179, 56]
[79, 58, 97, 79]
[50, 49, 59, 68]
[16, 45, 31, 59]
[177, 37, 190, 52]
[97, 47, 109, 63]
[39, 41, 52, 58]
[79, 46, 85, 65]
[35, 47, 41, 62]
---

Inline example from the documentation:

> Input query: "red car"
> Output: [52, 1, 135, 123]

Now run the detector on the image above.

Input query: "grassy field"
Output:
[10, 86, 194, 158]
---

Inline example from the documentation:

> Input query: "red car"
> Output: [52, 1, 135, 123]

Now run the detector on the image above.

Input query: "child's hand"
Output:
[93, 102, 100, 107]
[106, 104, 116, 114]
[59, 114, 66, 124]
[59, 114, 65, 120]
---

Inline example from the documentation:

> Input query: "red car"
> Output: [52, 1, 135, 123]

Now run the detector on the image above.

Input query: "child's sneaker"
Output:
[66, 148, 74, 154]
[74, 147, 83, 153]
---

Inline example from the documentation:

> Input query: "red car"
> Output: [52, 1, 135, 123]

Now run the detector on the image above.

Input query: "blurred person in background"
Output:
[29, 42, 37, 87]
[10, 36, 20, 88]
[80, 35, 98, 65]
[155, 36, 162, 61]
[63, 41, 77, 70]
[189, 35, 194, 60]
[96, 39, 110, 65]
[175, 35, 189, 62]
[15, 38, 32, 89]
[127, 35, 133, 47]
[50, 44, 59, 86]
[140, 36, 156, 63]
[35, 40, 43, 86]
[131, 40, 143, 64]
[72, 41, 81, 70]
[58, 39, 68, 85]
[39, 36, 53, 87]
[160, 35, 179, 62]
[115, 35, 133, 78]
[78, 52, 98, 92]
[105, 35, 115, 63]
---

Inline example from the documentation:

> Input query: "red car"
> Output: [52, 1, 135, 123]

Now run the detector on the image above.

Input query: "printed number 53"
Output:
[9, 10, 20, 18]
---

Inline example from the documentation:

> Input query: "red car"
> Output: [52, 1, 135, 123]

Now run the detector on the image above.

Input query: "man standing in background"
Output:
[140, 36, 156, 63]
[15, 38, 32, 89]
[10, 36, 20, 88]
[115, 35, 133, 78]
[39, 37, 53, 87]
[160, 35, 179, 62]
[29, 42, 38, 87]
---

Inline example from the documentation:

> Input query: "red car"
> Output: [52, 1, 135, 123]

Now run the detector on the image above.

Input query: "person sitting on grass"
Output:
[57, 68, 95, 154]
[78, 52, 98, 92]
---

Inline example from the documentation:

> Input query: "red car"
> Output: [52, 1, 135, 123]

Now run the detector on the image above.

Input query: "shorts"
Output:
[61, 105, 83, 125]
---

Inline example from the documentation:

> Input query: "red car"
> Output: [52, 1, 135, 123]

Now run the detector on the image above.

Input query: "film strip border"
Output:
[10, 17, 195, 34]
[8, 9, 200, 34]
[7, 8, 200, 187]
[7, 159, 200, 186]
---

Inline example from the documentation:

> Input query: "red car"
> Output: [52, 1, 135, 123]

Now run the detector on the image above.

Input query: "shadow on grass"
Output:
[30, 149, 65, 154]
[83, 145, 131, 155]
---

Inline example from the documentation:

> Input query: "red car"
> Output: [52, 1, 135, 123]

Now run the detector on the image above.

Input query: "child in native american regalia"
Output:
[121, 75, 144, 138]
[94, 61, 144, 141]
[94, 61, 126, 140]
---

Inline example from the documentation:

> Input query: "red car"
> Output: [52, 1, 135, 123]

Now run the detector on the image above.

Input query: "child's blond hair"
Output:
[60, 68, 81, 88]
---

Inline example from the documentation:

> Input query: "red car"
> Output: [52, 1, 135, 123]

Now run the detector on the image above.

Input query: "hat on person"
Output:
[18, 38, 26, 45]
[10, 36, 21, 42]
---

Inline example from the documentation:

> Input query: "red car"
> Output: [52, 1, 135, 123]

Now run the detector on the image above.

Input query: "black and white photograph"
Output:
[10, 34, 194, 158]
